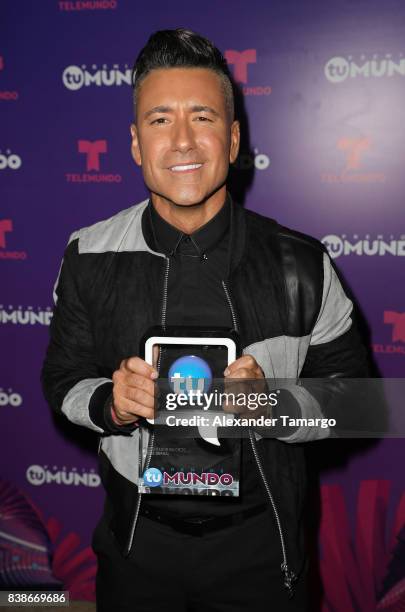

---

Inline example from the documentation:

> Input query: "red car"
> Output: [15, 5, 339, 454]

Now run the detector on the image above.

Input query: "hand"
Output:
[223, 354, 269, 418]
[224, 354, 264, 381]
[111, 356, 158, 425]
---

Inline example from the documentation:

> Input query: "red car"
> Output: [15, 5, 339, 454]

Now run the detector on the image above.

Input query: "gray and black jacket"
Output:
[41, 197, 369, 596]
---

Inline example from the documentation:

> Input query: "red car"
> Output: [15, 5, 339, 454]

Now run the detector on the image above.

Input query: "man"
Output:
[41, 28, 369, 611]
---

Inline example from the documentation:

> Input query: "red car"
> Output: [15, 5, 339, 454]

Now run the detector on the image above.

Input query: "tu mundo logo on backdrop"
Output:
[0, 305, 52, 325]
[322, 234, 405, 259]
[26, 465, 100, 488]
[0, 149, 22, 170]
[233, 147, 270, 172]
[324, 54, 405, 84]
[62, 64, 131, 90]
[0, 388, 22, 408]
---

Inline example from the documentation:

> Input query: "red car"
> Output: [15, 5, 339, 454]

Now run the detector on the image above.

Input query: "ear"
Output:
[130, 123, 142, 166]
[229, 120, 240, 164]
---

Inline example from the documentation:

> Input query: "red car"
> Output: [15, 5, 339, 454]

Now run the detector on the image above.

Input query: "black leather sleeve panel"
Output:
[277, 227, 325, 337]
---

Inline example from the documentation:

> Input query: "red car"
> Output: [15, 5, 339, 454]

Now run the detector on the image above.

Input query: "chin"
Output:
[172, 199, 204, 208]
[167, 190, 207, 208]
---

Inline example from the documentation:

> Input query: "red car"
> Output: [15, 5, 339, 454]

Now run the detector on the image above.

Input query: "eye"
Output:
[151, 117, 168, 125]
[195, 116, 212, 122]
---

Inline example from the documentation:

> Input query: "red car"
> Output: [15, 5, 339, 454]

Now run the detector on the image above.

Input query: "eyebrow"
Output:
[143, 105, 221, 120]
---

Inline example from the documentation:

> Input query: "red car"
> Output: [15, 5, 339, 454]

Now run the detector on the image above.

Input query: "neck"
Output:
[151, 186, 227, 234]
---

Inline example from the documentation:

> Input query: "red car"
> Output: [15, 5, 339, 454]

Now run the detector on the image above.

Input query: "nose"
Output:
[171, 117, 195, 154]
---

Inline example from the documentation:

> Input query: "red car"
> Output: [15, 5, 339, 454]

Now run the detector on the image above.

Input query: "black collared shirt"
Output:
[145, 192, 264, 517]
[148, 193, 232, 328]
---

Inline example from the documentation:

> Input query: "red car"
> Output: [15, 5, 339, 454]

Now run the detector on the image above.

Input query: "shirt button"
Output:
[183, 236, 191, 243]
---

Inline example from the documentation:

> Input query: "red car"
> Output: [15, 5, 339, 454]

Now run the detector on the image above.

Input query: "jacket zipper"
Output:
[222, 279, 297, 598]
[124, 256, 170, 557]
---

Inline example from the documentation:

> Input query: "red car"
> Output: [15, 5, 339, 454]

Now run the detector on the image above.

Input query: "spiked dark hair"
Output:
[131, 28, 235, 122]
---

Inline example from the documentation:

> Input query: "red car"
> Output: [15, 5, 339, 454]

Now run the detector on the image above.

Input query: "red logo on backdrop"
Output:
[59, 0, 118, 11]
[0, 219, 27, 260]
[0, 219, 12, 248]
[78, 139, 107, 171]
[373, 311, 405, 355]
[0, 56, 19, 101]
[224, 48, 271, 96]
[224, 49, 257, 84]
[321, 136, 386, 184]
[384, 311, 405, 342]
[338, 137, 371, 171]
[65, 139, 121, 184]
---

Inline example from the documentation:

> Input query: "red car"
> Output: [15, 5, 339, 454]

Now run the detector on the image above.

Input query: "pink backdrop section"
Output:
[1, 1, 404, 608]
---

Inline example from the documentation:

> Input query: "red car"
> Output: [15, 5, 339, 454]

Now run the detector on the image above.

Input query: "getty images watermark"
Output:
[163, 385, 336, 430]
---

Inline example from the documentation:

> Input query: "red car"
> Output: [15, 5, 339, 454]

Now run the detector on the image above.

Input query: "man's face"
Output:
[130, 67, 240, 208]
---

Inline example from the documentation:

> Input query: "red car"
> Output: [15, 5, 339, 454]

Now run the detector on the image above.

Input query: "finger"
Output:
[113, 395, 155, 421]
[124, 356, 158, 379]
[122, 385, 155, 410]
[113, 370, 157, 398]
[124, 373, 156, 398]
[225, 365, 264, 380]
[223, 354, 257, 376]
[226, 367, 252, 379]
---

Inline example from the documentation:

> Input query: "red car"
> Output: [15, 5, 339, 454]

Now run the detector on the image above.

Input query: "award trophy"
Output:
[138, 327, 241, 497]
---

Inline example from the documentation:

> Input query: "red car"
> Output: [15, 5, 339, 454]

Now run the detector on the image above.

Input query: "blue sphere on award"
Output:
[168, 355, 213, 395]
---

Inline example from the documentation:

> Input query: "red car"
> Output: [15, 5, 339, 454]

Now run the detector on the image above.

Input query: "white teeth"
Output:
[170, 163, 202, 172]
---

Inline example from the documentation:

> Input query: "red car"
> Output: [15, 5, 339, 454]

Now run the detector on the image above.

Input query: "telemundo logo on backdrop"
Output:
[373, 311, 405, 356]
[321, 136, 386, 184]
[0, 220, 28, 261]
[224, 48, 272, 96]
[65, 139, 122, 184]
[0, 56, 19, 100]
[58, 1, 118, 11]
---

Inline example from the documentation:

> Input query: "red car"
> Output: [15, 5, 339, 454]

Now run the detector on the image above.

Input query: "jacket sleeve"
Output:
[41, 233, 136, 435]
[275, 250, 386, 443]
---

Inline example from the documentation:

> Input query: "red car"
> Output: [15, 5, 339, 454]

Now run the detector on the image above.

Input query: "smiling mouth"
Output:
[169, 163, 203, 173]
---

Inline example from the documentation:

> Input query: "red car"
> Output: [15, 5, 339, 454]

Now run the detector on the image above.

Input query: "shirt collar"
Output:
[148, 192, 231, 257]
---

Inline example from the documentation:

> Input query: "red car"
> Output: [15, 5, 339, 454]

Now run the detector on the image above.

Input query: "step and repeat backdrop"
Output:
[1, 1, 404, 609]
